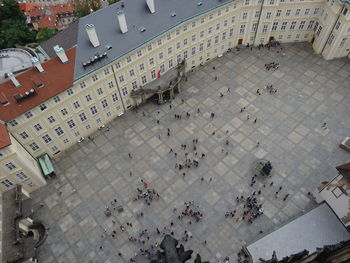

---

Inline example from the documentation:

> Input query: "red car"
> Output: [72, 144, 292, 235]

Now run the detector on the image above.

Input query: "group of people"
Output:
[133, 180, 160, 205]
[179, 201, 204, 223]
[265, 62, 280, 70]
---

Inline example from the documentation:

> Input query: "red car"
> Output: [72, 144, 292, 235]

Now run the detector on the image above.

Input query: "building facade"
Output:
[0, 0, 350, 193]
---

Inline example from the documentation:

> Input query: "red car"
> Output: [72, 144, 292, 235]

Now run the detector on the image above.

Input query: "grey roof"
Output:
[74, 0, 234, 81]
[39, 21, 79, 58]
[245, 203, 350, 263]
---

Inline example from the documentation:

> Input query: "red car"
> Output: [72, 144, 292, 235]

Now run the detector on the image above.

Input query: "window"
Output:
[192, 21, 196, 27]
[55, 127, 64, 136]
[276, 10, 281, 17]
[314, 8, 319, 15]
[200, 31, 204, 38]
[73, 101, 80, 109]
[20, 131, 29, 139]
[42, 134, 52, 143]
[316, 26, 322, 36]
[97, 88, 103, 95]
[296, 34, 300, 39]
[67, 88, 73, 95]
[85, 94, 92, 102]
[115, 62, 121, 69]
[39, 104, 47, 111]
[53, 96, 60, 103]
[201, 17, 205, 23]
[290, 21, 297, 30]
[16, 172, 28, 181]
[304, 33, 309, 38]
[103, 68, 110, 76]
[148, 44, 152, 51]
[232, 16, 236, 23]
[305, 8, 310, 15]
[177, 54, 181, 62]
[101, 99, 108, 108]
[335, 21, 341, 30]
[169, 59, 173, 68]
[287, 35, 291, 39]
[141, 75, 147, 84]
[245, 0, 249, 5]
[269, 0, 274, 4]
[222, 32, 226, 40]
[79, 112, 87, 122]
[63, 139, 69, 144]
[34, 123, 42, 131]
[229, 28, 234, 37]
[122, 87, 128, 96]
[343, 8, 348, 16]
[240, 24, 245, 34]
[108, 81, 114, 89]
[313, 21, 319, 31]
[286, 9, 291, 16]
[48, 116, 55, 123]
[1, 179, 13, 188]
[90, 106, 98, 115]
[192, 35, 196, 42]
[272, 22, 278, 31]
[262, 25, 268, 33]
[139, 63, 145, 71]
[299, 21, 305, 30]
[168, 47, 172, 54]
[119, 75, 124, 82]
[184, 51, 188, 59]
[242, 12, 247, 19]
[158, 39, 162, 45]
[159, 52, 164, 59]
[25, 111, 33, 119]
[112, 93, 119, 102]
[199, 43, 204, 51]
[92, 75, 98, 82]
[252, 23, 258, 32]
[67, 119, 76, 128]
[224, 20, 228, 27]
[266, 12, 271, 19]
[209, 14, 213, 20]
[216, 24, 220, 30]
[176, 29, 180, 35]
[167, 34, 171, 40]
[191, 47, 196, 55]
[151, 70, 156, 79]
[52, 145, 58, 152]
[137, 50, 142, 57]
[184, 38, 188, 45]
[80, 82, 86, 89]
[281, 22, 288, 31]
[126, 56, 132, 63]
[149, 57, 154, 65]
[132, 81, 137, 90]
[9, 120, 18, 127]
[328, 34, 335, 45]
[61, 108, 68, 116]
[29, 142, 40, 151]
[86, 125, 91, 130]
[308, 20, 314, 30]
[5, 162, 16, 170]
[74, 131, 80, 137]
[207, 39, 211, 48]
[295, 9, 300, 16]
[339, 38, 347, 47]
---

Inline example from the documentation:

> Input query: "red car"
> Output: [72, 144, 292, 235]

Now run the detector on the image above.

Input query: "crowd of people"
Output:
[178, 201, 204, 223]
[133, 180, 160, 205]
[265, 62, 280, 70]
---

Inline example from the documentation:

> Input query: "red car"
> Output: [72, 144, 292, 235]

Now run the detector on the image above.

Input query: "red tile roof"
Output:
[23, 4, 76, 29]
[0, 123, 11, 149]
[0, 48, 76, 123]
[19, 3, 39, 13]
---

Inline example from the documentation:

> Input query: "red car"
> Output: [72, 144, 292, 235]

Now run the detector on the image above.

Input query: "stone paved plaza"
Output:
[31, 42, 350, 263]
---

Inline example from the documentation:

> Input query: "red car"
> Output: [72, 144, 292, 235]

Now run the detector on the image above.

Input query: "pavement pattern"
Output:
[30, 42, 350, 263]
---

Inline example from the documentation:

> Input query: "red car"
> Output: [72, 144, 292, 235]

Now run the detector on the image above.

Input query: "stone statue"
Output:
[150, 234, 208, 263]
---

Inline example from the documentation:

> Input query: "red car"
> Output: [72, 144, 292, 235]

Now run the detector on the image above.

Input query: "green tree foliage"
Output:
[75, 0, 101, 18]
[36, 28, 58, 43]
[0, 0, 36, 49]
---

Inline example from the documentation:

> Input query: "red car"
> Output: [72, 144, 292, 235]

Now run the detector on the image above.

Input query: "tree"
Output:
[75, 0, 101, 18]
[36, 28, 58, 43]
[0, 0, 35, 49]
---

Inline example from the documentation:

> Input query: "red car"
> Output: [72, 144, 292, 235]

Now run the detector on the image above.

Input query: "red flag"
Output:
[157, 70, 161, 78]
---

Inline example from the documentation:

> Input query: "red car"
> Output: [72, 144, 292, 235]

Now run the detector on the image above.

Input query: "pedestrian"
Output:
[247, 115, 250, 120]
[322, 122, 327, 129]
[279, 186, 283, 191]
[169, 104, 172, 109]
[128, 153, 133, 159]
[254, 118, 257, 124]
[283, 194, 289, 201]
[256, 89, 261, 95]
[182, 99, 184, 104]
[118, 252, 123, 257]
[227, 87, 231, 93]
[256, 142, 260, 147]
[215, 76, 218, 81]
[157, 120, 160, 125]
[270, 181, 274, 186]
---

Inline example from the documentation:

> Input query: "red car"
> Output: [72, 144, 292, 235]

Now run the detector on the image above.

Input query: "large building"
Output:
[0, 0, 350, 194]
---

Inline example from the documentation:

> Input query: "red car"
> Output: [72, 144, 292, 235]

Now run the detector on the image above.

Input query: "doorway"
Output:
[269, 36, 275, 41]
[238, 39, 243, 45]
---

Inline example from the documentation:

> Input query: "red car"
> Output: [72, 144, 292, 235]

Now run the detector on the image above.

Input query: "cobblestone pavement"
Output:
[31, 42, 350, 263]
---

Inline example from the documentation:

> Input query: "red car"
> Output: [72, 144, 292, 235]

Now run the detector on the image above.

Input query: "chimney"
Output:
[53, 45, 68, 63]
[31, 57, 45, 73]
[117, 10, 128, 33]
[85, 24, 100, 47]
[146, 0, 155, 13]
[7, 72, 21, 88]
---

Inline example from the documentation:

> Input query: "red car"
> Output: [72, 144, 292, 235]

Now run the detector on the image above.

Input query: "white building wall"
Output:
[5, 0, 350, 160]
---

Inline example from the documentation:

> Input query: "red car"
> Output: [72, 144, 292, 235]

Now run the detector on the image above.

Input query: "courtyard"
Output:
[31, 42, 350, 263]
